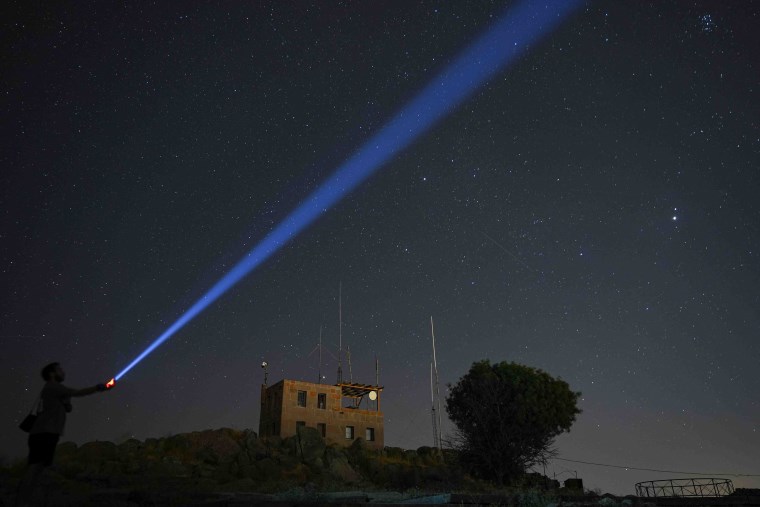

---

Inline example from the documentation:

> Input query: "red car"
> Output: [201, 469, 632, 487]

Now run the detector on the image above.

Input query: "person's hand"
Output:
[97, 378, 115, 392]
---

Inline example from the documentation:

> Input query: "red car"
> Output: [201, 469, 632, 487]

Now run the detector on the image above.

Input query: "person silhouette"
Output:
[17, 362, 113, 506]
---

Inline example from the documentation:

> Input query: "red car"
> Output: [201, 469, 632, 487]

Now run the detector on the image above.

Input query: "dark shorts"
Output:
[28, 432, 60, 466]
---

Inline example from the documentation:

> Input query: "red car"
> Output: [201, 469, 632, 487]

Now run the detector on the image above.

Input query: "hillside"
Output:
[2, 427, 482, 505]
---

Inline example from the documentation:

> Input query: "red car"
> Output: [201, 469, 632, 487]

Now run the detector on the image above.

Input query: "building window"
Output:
[366, 427, 375, 441]
[317, 393, 326, 409]
[345, 426, 354, 439]
[296, 421, 306, 432]
[317, 423, 326, 438]
[297, 390, 307, 407]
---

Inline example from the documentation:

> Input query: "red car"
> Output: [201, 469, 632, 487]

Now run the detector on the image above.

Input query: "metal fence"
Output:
[635, 478, 734, 498]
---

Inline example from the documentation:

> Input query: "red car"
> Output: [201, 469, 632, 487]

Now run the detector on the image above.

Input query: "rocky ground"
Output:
[7, 428, 749, 506]
[1, 427, 482, 505]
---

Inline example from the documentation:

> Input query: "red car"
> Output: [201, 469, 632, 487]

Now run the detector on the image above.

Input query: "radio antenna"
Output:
[318, 326, 323, 384]
[431, 362, 439, 449]
[347, 344, 353, 383]
[337, 282, 343, 384]
[431, 316, 443, 451]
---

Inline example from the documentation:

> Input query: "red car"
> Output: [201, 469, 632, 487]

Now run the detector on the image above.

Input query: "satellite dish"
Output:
[368, 390, 377, 401]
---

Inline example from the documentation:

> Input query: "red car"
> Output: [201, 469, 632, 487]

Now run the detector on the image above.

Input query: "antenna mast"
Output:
[337, 282, 343, 384]
[430, 362, 440, 449]
[347, 345, 353, 383]
[318, 326, 323, 384]
[431, 316, 443, 451]
[375, 355, 380, 411]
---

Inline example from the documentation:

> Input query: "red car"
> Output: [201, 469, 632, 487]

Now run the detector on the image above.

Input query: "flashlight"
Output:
[105, 378, 116, 389]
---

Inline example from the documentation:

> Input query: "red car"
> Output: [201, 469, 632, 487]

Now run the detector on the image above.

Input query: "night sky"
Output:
[2, 1, 759, 495]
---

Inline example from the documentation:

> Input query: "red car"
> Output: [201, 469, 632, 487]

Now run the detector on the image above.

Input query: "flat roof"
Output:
[265, 379, 384, 398]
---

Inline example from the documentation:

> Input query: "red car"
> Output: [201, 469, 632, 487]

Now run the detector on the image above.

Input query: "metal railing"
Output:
[635, 478, 734, 498]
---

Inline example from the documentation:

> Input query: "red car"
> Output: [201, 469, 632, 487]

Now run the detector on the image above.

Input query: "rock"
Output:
[253, 457, 281, 482]
[242, 429, 258, 447]
[282, 435, 299, 456]
[383, 446, 405, 460]
[77, 440, 118, 462]
[276, 449, 300, 469]
[195, 446, 219, 465]
[239, 429, 267, 461]
[349, 437, 366, 453]
[328, 454, 360, 484]
[117, 438, 142, 455]
[296, 427, 326, 465]
[282, 462, 309, 483]
[322, 444, 343, 468]
[162, 434, 191, 453]
[187, 428, 241, 461]
[347, 437, 370, 471]
[56, 441, 78, 458]
[145, 457, 190, 478]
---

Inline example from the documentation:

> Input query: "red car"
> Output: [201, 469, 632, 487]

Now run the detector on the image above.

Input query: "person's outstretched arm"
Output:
[69, 383, 110, 397]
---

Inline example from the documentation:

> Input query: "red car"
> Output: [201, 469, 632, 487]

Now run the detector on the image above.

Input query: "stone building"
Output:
[259, 378, 384, 449]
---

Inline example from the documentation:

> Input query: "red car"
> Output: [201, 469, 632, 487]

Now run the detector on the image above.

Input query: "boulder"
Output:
[187, 428, 241, 461]
[327, 454, 360, 484]
[349, 437, 366, 453]
[77, 440, 118, 462]
[145, 457, 190, 478]
[239, 429, 267, 461]
[322, 444, 342, 467]
[254, 457, 281, 482]
[56, 441, 78, 458]
[282, 462, 309, 483]
[162, 434, 191, 454]
[296, 427, 326, 465]
[117, 438, 143, 455]
[383, 446, 405, 460]
[195, 446, 219, 465]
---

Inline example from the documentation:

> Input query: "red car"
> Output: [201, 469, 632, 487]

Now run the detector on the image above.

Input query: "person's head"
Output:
[41, 362, 64, 382]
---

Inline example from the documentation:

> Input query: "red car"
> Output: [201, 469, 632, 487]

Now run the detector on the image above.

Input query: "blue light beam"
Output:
[114, 0, 584, 381]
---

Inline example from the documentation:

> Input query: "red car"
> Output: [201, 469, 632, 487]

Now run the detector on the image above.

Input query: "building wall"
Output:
[259, 381, 284, 438]
[259, 379, 384, 449]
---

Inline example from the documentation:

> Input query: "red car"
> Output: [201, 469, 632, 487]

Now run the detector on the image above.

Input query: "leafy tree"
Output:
[446, 360, 581, 485]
